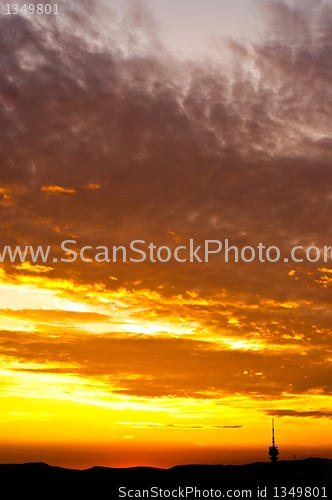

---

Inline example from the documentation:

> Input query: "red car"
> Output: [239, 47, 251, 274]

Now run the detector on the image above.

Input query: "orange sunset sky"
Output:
[0, 0, 332, 469]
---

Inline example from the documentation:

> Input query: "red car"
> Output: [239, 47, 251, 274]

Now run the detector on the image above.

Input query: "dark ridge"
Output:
[0, 459, 331, 499]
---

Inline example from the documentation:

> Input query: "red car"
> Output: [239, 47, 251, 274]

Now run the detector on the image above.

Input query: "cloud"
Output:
[1, 329, 332, 399]
[0, 1, 331, 279]
[0, 0, 332, 414]
[118, 421, 243, 429]
[41, 186, 76, 194]
[265, 409, 332, 419]
[14, 263, 53, 273]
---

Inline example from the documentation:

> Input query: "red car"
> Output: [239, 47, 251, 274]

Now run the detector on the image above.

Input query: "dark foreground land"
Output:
[1, 458, 331, 499]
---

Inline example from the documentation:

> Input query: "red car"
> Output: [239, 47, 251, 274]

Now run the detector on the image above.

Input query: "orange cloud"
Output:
[41, 186, 76, 194]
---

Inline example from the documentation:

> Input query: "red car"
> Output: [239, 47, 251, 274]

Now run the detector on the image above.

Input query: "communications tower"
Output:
[268, 418, 279, 463]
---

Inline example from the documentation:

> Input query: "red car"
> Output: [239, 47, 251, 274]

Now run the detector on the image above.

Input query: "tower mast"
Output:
[268, 417, 279, 463]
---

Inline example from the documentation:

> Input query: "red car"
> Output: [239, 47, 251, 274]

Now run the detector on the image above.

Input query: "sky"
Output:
[144, 0, 259, 56]
[0, 0, 332, 468]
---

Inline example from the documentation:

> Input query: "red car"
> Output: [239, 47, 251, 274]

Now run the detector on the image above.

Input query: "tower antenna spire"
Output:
[268, 417, 279, 463]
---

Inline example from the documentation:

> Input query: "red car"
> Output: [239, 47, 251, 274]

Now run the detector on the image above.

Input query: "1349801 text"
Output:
[5, 4, 59, 15]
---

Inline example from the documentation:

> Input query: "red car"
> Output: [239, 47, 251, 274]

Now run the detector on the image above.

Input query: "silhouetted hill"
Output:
[0, 458, 331, 499]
